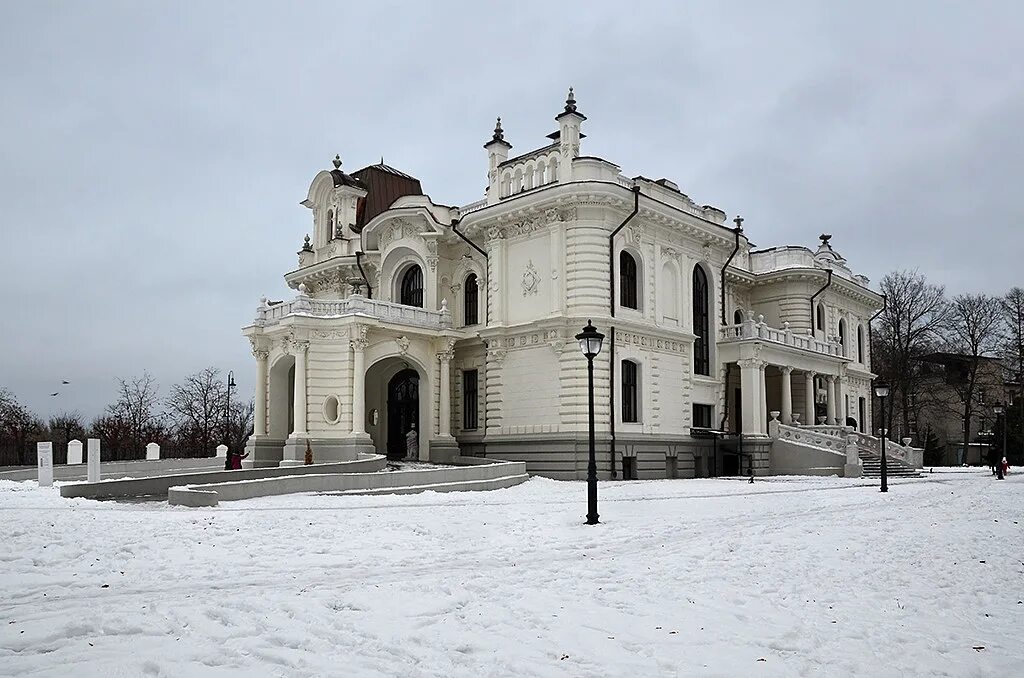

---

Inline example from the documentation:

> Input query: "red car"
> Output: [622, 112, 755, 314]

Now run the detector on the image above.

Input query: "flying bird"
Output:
[50, 392, 59, 397]
[62, 380, 70, 385]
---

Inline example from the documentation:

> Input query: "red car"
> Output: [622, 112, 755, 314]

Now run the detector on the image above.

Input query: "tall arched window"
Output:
[622, 360, 639, 423]
[838, 318, 847, 348]
[857, 325, 865, 363]
[733, 309, 743, 325]
[693, 265, 710, 376]
[816, 304, 825, 332]
[464, 273, 479, 326]
[620, 251, 639, 310]
[399, 265, 424, 307]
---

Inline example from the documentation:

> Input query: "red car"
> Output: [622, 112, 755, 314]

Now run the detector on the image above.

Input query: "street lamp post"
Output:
[576, 320, 604, 525]
[224, 371, 236, 470]
[994, 402, 1005, 480]
[874, 380, 890, 493]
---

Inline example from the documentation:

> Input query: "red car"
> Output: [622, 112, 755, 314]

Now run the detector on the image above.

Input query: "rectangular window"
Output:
[622, 360, 639, 423]
[462, 370, 479, 430]
[693, 404, 714, 429]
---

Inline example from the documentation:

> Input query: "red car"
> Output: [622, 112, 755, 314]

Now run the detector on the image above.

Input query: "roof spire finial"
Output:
[564, 86, 577, 113]
[733, 215, 744, 232]
[820, 233, 833, 246]
[332, 154, 342, 169]
[492, 116, 505, 142]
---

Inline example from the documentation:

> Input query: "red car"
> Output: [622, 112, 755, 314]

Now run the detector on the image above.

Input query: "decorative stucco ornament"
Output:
[521, 260, 541, 296]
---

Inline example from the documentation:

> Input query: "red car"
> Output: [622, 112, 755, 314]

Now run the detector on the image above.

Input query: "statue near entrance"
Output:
[405, 423, 418, 460]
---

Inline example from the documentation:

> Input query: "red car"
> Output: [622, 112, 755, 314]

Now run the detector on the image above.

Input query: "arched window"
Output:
[326, 209, 334, 242]
[619, 251, 639, 309]
[693, 266, 710, 375]
[399, 265, 424, 307]
[816, 304, 825, 332]
[464, 273, 479, 326]
[733, 309, 743, 325]
[838, 318, 847, 347]
[622, 360, 639, 423]
[857, 325, 865, 363]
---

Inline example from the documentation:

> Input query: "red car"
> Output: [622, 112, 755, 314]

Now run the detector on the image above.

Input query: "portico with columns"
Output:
[721, 316, 859, 441]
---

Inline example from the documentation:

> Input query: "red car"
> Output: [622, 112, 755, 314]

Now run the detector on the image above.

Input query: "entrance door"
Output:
[387, 369, 419, 460]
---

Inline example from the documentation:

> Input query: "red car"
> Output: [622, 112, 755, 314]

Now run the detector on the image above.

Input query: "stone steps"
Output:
[858, 450, 920, 478]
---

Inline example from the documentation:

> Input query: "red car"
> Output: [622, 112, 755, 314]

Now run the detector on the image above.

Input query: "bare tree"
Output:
[100, 373, 165, 460]
[946, 294, 1004, 454]
[47, 411, 86, 463]
[226, 397, 255, 455]
[999, 287, 1024, 457]
[0, 387, 45, 465]
[166, 368, 229, 458]
[872, 270, 949, 440]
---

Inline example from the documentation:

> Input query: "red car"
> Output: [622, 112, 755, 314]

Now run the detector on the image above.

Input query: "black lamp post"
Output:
[994, 402, 1005, 480]
[874, 380, 890, 493]
[224, 371, 236, 469]
[576, 320, 604, 525]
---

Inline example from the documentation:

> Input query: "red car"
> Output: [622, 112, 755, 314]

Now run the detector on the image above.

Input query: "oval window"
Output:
[323, 395, 341, 424]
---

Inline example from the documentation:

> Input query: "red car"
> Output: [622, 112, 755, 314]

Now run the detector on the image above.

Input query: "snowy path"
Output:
[0, 472, 1021, 677]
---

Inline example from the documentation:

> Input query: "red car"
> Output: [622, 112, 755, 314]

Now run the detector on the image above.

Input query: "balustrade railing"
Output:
[457, 198, 488, 215]
[257, 292, 452, 330]
[718, 318, 844, 357]
[770, 420, 922, 468]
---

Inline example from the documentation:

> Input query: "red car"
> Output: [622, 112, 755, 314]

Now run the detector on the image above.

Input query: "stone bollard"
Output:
[67, 439, 83, 465]
[216, 444, 228, 458]
[146, 442, 160, 460]
[37, 442, 54, 487]
[844, 434, 863, 478]
[87, 438, 101, 483]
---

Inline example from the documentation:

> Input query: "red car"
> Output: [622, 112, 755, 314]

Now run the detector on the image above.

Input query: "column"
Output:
[825, 374, 836, 425]
[804, 371, 816, 425]
[780, 366, 793, 424]
[292, 341, 309, 436]
[759, 362, 768, 434]
[254, 350, 269, 436]
[350, 328, 368, 435]
[438, 347, 454, 437]
[738, 359, 762, 436]
[835, 376, 845, 425]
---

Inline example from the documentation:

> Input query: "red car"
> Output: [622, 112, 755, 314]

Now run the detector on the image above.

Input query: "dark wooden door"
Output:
[387, 369, 419, 459]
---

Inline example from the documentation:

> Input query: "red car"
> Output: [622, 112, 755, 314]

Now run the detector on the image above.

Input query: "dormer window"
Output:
[400, 265, 424, 307]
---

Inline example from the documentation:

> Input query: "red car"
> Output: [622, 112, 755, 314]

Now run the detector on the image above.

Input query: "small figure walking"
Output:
[1001, 456, 1010, 476]
[304, 439, 313, 465]
[231, 450, 248, 470]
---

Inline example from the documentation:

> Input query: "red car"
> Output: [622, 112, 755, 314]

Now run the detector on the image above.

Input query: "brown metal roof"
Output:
[351, 163, 423, 231]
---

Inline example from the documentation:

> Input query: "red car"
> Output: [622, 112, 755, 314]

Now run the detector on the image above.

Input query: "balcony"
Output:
[254, 290, 453, 332]
[718, 317, 844, 358]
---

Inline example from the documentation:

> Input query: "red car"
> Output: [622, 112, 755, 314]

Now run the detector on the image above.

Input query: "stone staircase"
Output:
[858, 449, 920, 478]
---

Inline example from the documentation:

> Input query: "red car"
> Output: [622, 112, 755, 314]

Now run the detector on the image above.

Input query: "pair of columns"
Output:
[348, 333, 455, 440]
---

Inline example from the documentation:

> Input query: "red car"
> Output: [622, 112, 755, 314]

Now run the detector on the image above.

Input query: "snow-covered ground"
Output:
[1, 471, 1021, 677]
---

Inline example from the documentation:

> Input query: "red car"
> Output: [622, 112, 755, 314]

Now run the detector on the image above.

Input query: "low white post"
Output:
[67, 439, 83, 465]
[216, 444, 228, 458]
[37, 442, 53, 487]
[844, 434, 863, 478]
[146, 442, 160, 460]
[87, 438, 101, 482]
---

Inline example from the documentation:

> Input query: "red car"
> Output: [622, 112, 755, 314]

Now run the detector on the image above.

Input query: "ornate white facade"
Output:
[242, 90, 884, 479]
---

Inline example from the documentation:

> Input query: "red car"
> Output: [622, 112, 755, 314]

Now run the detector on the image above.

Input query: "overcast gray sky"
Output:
[1, 1, 1021, 421]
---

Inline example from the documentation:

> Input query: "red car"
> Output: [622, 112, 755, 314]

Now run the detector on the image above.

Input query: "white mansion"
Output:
[242, 90, 887, 479]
